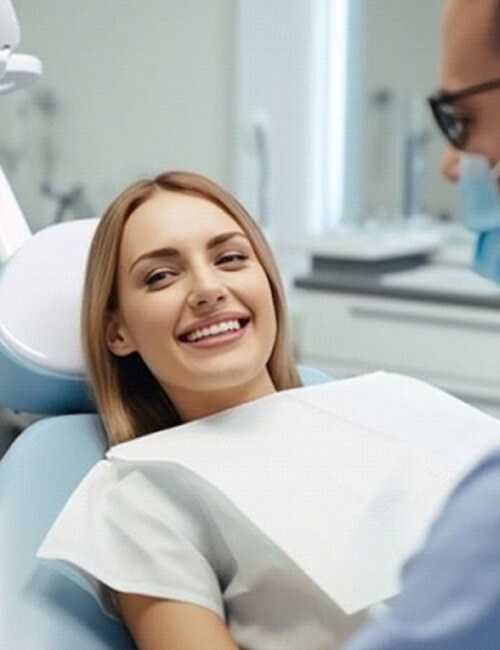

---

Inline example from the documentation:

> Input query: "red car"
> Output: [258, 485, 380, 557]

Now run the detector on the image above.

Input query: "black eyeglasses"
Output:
[428, 76, 500, 149]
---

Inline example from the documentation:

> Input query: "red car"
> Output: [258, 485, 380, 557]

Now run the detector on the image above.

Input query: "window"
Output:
[321, 0, 365, 231]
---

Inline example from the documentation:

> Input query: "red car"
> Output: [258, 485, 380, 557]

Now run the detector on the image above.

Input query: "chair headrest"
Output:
[0, 219, 99, 414]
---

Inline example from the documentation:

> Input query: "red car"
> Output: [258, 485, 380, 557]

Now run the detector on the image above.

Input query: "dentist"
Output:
[344, 1, 500, 648]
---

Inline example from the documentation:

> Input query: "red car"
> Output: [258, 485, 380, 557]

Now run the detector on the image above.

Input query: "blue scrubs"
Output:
[344, 449, 500, 649]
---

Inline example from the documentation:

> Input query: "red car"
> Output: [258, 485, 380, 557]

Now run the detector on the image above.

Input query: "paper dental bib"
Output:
[103, 371, 500, 614]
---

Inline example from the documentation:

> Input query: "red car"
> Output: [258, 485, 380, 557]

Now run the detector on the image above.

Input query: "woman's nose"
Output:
[440, 145, 461, 183]
[186, 268, 229, 309]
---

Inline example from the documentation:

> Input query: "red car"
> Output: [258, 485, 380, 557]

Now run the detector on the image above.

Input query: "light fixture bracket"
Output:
[0, 1, 42, 95]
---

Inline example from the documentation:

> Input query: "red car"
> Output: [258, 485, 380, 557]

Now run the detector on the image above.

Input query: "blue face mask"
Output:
[459, 153, 500, 282]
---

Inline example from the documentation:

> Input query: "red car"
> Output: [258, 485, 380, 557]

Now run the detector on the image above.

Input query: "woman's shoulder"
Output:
[75, 455, 209, 522]
[39, 457, 220, 563]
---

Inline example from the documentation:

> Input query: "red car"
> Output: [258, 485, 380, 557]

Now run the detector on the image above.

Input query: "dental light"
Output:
[0, 0, 42, 263]
[0, 1, 95, 413]
[0, 0, 41, 95]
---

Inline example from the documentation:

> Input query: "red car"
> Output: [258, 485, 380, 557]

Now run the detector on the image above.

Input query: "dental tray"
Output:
[285, 229, 443, 264]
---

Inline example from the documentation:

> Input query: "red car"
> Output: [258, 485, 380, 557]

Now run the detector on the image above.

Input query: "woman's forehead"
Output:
[119, 191, 245, 264]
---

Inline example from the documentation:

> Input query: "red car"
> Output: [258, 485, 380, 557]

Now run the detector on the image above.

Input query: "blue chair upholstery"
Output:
[0, 364, 333, 649]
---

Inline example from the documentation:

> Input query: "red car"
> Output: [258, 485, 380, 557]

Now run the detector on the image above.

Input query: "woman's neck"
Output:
[164, 369, 277, 422]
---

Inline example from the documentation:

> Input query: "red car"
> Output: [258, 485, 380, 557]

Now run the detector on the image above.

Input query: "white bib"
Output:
[107, 372, 500, 614]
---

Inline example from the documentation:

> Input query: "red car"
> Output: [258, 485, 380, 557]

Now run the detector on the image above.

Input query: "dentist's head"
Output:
[429, 0, 500, 281]
[82, 171, 301, 446]
[434, 0, 500, 178]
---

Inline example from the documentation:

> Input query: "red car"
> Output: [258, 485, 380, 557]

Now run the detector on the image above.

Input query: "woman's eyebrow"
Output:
[129, 231, 250, 274]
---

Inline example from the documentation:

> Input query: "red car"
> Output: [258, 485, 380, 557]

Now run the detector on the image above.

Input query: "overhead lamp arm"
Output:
[0, 0, 41, 95]
[0, 0, 20, 51]
[0, 0, 43, 262]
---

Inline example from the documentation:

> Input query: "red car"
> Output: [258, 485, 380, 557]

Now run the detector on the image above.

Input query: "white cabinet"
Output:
[292, 289, 500, 418]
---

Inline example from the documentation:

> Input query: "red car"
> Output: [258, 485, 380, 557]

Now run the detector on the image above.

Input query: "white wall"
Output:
[362, 0, 457, 220]
[234, 0, 319, 229]
[0, 0, 234, 231]
[1, 1, 456, 237]
[233, 0, 325, 293]
[233, 0, 456, 253]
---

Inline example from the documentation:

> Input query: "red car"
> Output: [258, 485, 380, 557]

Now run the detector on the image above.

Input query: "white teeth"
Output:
[185, 319, 243, 342]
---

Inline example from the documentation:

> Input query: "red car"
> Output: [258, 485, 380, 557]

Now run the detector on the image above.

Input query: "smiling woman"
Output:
[82, 170, 302, 445]
[36, 170, 314, 650]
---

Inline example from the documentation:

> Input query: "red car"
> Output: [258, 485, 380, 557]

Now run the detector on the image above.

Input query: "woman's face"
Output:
[106, 190, 277, 414]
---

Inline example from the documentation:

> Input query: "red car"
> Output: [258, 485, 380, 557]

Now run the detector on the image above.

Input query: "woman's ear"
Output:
[105, 310, 136, 357]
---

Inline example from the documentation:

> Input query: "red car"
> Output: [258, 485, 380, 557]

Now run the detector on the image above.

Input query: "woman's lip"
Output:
[178, 319, 250, 349]
[178, 316, 250, 340]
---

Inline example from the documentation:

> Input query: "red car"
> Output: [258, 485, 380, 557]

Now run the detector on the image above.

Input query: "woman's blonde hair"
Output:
[82, 170, 302, 446]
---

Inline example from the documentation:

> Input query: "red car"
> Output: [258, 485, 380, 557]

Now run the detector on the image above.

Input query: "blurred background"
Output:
[1, 0, 500, 452]
[0, 1, 454, 246]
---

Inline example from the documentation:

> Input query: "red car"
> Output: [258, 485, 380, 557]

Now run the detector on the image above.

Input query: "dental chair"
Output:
[0, 217, 333, 649]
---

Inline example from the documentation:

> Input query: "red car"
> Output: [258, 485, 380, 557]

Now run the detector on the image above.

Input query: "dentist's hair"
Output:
[444, 0, 500, 53]
[82, 170, 302, 446]
[491, 0, 500, 51]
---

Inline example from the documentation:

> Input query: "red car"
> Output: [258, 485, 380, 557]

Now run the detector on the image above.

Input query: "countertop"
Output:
[294, 261, 500, 310]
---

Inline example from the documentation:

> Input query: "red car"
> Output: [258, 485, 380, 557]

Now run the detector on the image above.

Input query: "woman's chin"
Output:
[180, 358, 267, 392]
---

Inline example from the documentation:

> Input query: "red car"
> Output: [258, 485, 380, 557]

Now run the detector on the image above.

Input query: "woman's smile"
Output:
[178, 317, 251, 349]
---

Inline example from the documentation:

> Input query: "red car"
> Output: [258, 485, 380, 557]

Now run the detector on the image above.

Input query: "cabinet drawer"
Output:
[294, 291, 500, 385]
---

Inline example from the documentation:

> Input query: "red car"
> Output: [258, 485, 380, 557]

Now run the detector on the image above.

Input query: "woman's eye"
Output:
[145, 270, 176, 286]
[217, 253, 248, 265]
[144, 254, 247, 286]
